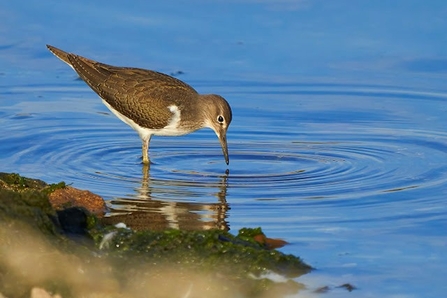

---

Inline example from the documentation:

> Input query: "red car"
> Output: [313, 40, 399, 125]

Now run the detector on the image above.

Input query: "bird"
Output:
[46, 45, 232, 165]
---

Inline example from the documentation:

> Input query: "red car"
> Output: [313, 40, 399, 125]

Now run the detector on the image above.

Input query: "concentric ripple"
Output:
[1, 81, 447, 229]
[154, 130, 447, 204]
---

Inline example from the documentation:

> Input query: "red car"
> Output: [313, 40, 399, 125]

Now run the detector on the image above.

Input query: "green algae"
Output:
[0, 172, 68, 235]
[42, 181, 67, 195]
[96, 227, 311, 278]
[0, 172, 47, 191]
[0, 172, 66, 194]
[91, 226, 311, 296]
[0, 188, 57, 234]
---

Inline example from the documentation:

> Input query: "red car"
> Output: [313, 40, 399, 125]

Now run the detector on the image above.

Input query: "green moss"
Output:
[0, 173, 72, 236]
[0, 172, 47, 191]
[238, 227, 264, 238]
[0, 172, 65, 195]
[0, 188, 58, 235]
[42, 181, 67, 195]
[0, 172, 27, 186]
[92, 227, 310, 296]
[95, 227, 311, 278]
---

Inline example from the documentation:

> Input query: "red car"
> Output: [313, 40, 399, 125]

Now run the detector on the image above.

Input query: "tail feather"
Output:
[67, 55, 110, 88]
[46, 45, 72, 66]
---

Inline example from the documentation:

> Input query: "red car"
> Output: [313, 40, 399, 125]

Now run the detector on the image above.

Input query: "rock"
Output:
[49, 186, 106, 217]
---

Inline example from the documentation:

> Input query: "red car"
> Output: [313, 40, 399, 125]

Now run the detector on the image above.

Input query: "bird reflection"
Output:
[103, 164, 230, 231]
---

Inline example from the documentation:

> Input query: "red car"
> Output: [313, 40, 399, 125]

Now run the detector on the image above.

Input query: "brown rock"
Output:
[49, 186, 106, 217]
[253, 234, 288, 250]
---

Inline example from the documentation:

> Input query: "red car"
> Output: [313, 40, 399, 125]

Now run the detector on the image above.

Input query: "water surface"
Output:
[1, 1, 447, 297]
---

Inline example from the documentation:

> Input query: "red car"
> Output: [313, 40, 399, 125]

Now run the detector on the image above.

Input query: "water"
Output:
[1, 1, 447, 297]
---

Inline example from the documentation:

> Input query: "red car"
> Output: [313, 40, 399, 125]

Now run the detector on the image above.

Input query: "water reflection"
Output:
[103, 164, 230, 231]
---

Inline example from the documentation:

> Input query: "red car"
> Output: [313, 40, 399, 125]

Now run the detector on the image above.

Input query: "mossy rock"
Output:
[0, 172, 66, 194]
[0, 173, 312, 297]
[96, 227, 311, 276]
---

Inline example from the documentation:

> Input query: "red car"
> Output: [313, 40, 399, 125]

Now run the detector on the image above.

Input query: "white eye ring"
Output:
[217, 115, 224, 123]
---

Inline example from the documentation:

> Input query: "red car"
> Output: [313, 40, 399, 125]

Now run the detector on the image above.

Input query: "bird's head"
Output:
[201, 94, 232, 165]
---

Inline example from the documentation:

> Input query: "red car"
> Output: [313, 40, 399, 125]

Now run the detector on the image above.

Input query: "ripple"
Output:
[1, 81, 447, 229]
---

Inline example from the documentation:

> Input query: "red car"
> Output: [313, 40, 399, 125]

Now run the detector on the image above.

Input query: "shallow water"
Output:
[1, 1, 447, 297]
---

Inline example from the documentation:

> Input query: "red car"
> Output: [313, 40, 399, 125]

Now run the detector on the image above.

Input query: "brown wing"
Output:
[67, 55, 199, 129]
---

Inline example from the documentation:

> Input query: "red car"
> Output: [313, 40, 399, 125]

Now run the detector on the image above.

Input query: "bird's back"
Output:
[47, 45, 199, 129]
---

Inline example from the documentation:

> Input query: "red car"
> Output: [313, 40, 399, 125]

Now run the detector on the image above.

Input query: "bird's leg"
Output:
[142, 135, 152, 164]
[142, 162, 150, 181]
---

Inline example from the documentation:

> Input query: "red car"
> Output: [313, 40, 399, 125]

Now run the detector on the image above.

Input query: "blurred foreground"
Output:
[0, 173, 310, 298]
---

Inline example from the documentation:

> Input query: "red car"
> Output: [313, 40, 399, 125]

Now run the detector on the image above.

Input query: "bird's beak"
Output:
[217, 130, 229, 165]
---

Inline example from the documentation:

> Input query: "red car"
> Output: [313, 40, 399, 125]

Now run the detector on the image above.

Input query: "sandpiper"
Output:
[46, 45, 232, 165]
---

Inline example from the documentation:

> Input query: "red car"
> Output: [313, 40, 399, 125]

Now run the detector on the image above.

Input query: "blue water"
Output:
[1, 1, 447, 297]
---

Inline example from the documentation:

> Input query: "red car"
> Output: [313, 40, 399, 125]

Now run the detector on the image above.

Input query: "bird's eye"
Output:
[217, 115, 224, 123]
